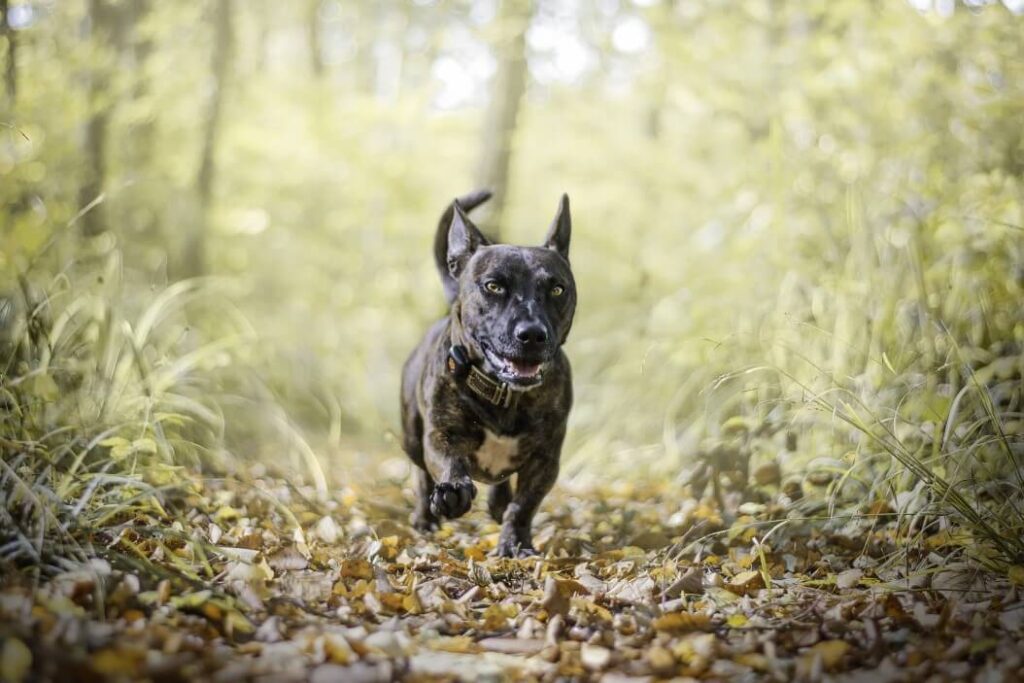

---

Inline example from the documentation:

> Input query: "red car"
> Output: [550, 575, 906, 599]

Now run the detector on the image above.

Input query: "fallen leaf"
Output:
[652, 611, 712, 633]
[581, 644, 612, 671]
[1, 638, 31, 683]
[836, 568, 863, 589]
[1008, 565, 1024, 586]
[801, 639, 850, 673]
[726, 570, 764, 595]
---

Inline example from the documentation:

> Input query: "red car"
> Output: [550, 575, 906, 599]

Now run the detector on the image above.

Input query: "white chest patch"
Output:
[474, 430, 519, 478]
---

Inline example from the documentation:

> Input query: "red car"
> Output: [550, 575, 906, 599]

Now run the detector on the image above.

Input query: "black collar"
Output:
[447, 345, 520, 409]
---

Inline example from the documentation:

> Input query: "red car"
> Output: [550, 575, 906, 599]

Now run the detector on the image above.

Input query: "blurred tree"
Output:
[128, 0, 155, 168]
[185, 0, 234, 278]
[1, 0, 14, 102]
[475, 0, 530, 238]
[307, 0, 323, 78]
[80, 0, 130, 237]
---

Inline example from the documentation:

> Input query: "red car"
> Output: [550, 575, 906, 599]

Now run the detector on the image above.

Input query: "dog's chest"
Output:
[472, 430, 520, 479]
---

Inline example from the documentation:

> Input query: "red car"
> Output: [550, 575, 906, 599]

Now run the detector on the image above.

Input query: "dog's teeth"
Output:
[511, 362, 541, 378]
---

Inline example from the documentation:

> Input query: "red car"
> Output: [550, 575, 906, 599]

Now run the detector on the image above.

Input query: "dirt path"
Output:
[1, 472, 1021, 682]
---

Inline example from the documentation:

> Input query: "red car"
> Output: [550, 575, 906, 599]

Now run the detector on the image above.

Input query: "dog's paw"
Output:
[495, 536, 537, 559]
[429, 480, 477, 519]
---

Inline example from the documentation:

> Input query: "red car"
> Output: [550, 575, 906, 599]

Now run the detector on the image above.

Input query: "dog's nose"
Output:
[515, 322, 548, 346]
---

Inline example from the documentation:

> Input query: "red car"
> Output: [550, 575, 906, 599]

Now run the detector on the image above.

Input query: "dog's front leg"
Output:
[423, 431, 477, 521]
[412, 468, 439, 531]
[497, 455, 558, 558]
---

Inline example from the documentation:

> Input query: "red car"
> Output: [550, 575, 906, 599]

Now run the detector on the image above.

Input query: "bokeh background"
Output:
[1, 0, 1022, 494]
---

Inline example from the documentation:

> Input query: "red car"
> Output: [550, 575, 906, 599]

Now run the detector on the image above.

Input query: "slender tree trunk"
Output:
[1, 0, 14, 102]
[307, 0, 324, 78]
[130, 0, 155, 167]
[474, 0, 530, 239]
[255, 0, 270, 73]
[183, 0, 233, 278]
[80, 0, 126, 237]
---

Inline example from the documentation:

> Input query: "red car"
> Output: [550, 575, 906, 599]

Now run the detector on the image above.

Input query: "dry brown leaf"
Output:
[340, 559, 374, 580]
[799, 639, 851, 675]
[726, 570, 764, 595]
[652, 611, 712, 633]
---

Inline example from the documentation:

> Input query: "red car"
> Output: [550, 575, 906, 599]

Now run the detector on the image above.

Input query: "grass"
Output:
[1, 243, 238, 579]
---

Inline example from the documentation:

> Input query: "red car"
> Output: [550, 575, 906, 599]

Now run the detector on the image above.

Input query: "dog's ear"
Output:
[447, 201, 489, 278]
[543, 194, 571, 260]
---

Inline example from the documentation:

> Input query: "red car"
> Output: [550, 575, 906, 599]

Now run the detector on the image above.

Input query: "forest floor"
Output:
[1, 467, 1022, 683]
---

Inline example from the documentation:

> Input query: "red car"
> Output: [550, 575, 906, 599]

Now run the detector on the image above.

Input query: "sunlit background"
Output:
[1, 0, 1022, 489]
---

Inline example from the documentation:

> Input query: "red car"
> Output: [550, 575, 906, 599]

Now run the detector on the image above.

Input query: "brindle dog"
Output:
[400, 190, 576, 557]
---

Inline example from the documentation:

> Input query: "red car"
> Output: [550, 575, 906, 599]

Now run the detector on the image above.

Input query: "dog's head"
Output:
[446, 195, 576, 388]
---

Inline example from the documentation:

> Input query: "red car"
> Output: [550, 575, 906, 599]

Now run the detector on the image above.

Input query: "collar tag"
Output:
[447, 345, 470, 379]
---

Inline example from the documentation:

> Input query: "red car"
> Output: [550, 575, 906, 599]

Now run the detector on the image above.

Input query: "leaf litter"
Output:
[1, 469, 1022, 682]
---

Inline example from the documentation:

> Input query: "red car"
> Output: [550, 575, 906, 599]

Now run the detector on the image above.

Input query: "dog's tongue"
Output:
[509, 360, 541, 378]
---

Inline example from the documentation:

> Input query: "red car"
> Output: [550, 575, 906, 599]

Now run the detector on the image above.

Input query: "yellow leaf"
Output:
[340, 559, 373, 580]
[91, 648, 142, 676]
[726, 570, 764, 595]
[924, 529, 973, 549]
[573, 598, 613, 622]
[1008, 565, 1024, 586]
[224, 609, 255, 637]
[726, 613, 748, 628]
[323, 633, 354, 664]
[1, 638, 32, 683]
[170, 590, 213, 609]
[403, 591, 422, 615]
[464, 546, 487, 561]
[378, 593, 406, 613]
[213, 506, 241, 523]
[428, 637, 479, 654]
[481, 602, 509, 630]
[805, 640, 850, 671]
[652, 611, 712, 633]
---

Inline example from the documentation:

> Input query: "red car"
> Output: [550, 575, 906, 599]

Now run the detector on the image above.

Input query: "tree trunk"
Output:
[474, 0, 530, 239]
[307, 0, 324, 78]
[1, 0, 14, 103]
[130, 0, 156, 167]
[255, 0, 270, 73]
[184, 0, 234, 278]
[79, 0, 127, 237]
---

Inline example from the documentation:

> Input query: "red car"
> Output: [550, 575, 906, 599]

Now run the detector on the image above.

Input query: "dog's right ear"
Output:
[447, 201, 489, 278]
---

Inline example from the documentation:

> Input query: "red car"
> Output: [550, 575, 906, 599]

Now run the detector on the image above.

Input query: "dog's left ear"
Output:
[543, 194, 571, 260]
[447, 201, 489, 278]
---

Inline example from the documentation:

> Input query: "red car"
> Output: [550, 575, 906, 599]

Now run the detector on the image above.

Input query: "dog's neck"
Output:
[447, 311, 537, 409]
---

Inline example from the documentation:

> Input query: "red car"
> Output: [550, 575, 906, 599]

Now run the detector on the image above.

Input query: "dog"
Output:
[400, 190, 576, 557]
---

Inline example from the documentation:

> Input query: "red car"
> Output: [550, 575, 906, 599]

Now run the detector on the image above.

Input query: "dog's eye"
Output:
[550, 285, 565, 297]
[484, 281, 505, 295]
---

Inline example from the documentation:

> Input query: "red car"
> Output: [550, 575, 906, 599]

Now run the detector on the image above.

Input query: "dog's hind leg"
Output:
[412, 467, 440, 531]
[488, 481, 512, 523]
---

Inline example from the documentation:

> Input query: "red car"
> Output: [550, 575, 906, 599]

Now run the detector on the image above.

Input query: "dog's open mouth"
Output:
[482, 345, 546, 386]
